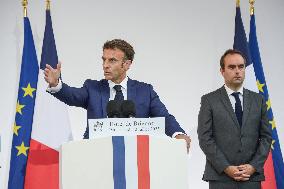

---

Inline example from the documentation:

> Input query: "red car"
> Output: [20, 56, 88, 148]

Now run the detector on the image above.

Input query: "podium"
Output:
[60, 135, 189, 189]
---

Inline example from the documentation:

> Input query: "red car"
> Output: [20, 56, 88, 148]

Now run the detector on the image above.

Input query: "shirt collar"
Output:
[108, 77, 128, 90]
[224, 84, 244, 96]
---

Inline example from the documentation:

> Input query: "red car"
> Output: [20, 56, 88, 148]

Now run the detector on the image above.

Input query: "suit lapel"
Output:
[219, 86, 240, 130]
[100, 80, 110, 118]
[241, 88, 252, 131]
[127, 78, 136, 102]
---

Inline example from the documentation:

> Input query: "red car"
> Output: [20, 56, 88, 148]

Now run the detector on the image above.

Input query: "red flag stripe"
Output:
[261, 151, 277, 189]
[24, 139, 59, 189]
[137, 135, 150, 189]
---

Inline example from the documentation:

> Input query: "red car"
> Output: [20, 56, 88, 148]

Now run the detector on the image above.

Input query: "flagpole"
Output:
[236, 0, 240, 7]
[46, 0, 50, 10]
[22, 0, 28, 17]
[249, 0, 255, 15]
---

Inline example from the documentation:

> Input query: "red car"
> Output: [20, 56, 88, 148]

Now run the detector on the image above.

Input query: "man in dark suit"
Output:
[44, 39, 190, 147]
[197, 49, 272, 189]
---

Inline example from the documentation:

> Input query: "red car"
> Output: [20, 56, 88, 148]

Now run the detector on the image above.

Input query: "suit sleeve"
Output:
[197, 95, 230, 174]
[148, 84, 185, 137]
[50, 80, 89, 109]
[249, 96, 272, 173]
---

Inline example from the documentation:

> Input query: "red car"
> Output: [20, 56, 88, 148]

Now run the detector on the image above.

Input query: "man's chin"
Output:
[104, 76, 112, 80]
[232, 81, 243, 87]
[233, 79, 244, 84]
[237, 81, 244, 84]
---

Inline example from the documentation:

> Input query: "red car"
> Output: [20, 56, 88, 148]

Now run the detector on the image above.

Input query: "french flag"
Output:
[234, 4, 284, 189]
[24, 9, 72, 189]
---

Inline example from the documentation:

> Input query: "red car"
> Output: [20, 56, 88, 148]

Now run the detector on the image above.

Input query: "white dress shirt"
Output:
[224, 84, 243, 111]
[108, 77, 128, 100]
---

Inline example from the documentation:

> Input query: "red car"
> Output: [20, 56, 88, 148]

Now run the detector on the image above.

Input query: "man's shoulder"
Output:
[244, 88, 264, 101]
[202, 86, 224, 99]
[244, 88, 259, 95]
[128, 78, 152, 88]
[83, 79, 108, 86]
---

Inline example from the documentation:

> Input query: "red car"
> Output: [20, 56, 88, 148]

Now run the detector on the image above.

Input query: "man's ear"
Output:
[220, 67, 224, 76]
[123, 60, 132, 70]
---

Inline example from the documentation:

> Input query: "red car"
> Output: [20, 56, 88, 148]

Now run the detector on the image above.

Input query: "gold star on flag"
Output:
[16, 101, 25, 115]
[256, 80, 265, 93]
[269, 119, 276, 130]
[15, 142, 29, 156]
[22, 83, 36, 98]
[271, 140, 275, 150]
[266, 99, 271, 111]
[13, 123, 21, 136]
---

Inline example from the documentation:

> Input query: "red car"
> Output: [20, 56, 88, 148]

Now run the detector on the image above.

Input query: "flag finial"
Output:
[236, 0, 240, 7]
[249, 0, 255, 15]
[22, 0, 28, 17]
[46, 0, 50, 10]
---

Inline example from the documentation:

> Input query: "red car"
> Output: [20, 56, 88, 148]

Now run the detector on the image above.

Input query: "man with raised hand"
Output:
[44, 39, 191, 150]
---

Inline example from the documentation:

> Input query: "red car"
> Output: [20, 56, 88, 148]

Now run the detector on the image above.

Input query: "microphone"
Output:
[106, 100, 121, 118]
[121, 100, 136, 118]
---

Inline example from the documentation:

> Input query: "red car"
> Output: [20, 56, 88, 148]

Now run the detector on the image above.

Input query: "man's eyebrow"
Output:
[228, 64, 236, 67]
[109, 57, 118, 61]
[101, 57, 118, 61]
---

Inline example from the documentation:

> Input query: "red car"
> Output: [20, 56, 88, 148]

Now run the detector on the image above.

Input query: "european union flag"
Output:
[8, 17, 39, 189]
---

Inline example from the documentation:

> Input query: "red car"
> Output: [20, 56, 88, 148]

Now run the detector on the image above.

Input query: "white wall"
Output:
[1, 0, 283, 188]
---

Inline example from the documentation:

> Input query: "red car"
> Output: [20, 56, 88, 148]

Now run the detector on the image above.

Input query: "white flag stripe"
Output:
[125, 136, 138, 189]
[32, 71, 72, 150]
[244, 65, 258, 93]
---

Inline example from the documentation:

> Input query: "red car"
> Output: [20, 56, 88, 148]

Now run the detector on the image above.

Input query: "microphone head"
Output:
[121, 100, 136, 118]
[106, 100, 121, 118]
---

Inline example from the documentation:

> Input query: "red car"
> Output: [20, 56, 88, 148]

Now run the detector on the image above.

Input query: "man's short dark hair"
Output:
[220, 49, 247, 69]
[103, 39, 135, 62]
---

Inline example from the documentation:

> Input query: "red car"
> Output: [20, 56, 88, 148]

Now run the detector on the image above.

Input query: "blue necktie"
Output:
[113, 85, 124, 101]
[231, 92, 243, 126]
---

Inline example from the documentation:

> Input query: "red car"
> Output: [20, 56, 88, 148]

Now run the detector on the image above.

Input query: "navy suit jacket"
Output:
[52, 78, 185, 138]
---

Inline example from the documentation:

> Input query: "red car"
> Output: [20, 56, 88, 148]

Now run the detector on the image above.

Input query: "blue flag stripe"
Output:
[112, 136, 126, 189]
[40, 10, 58, 70]
[233, 7, 252, 67]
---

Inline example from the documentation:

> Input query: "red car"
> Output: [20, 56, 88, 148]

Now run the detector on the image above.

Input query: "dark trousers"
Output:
[209, 181, 261, 189]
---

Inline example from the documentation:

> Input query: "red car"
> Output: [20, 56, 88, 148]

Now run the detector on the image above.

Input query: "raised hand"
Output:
[44, 62, 61, 87]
